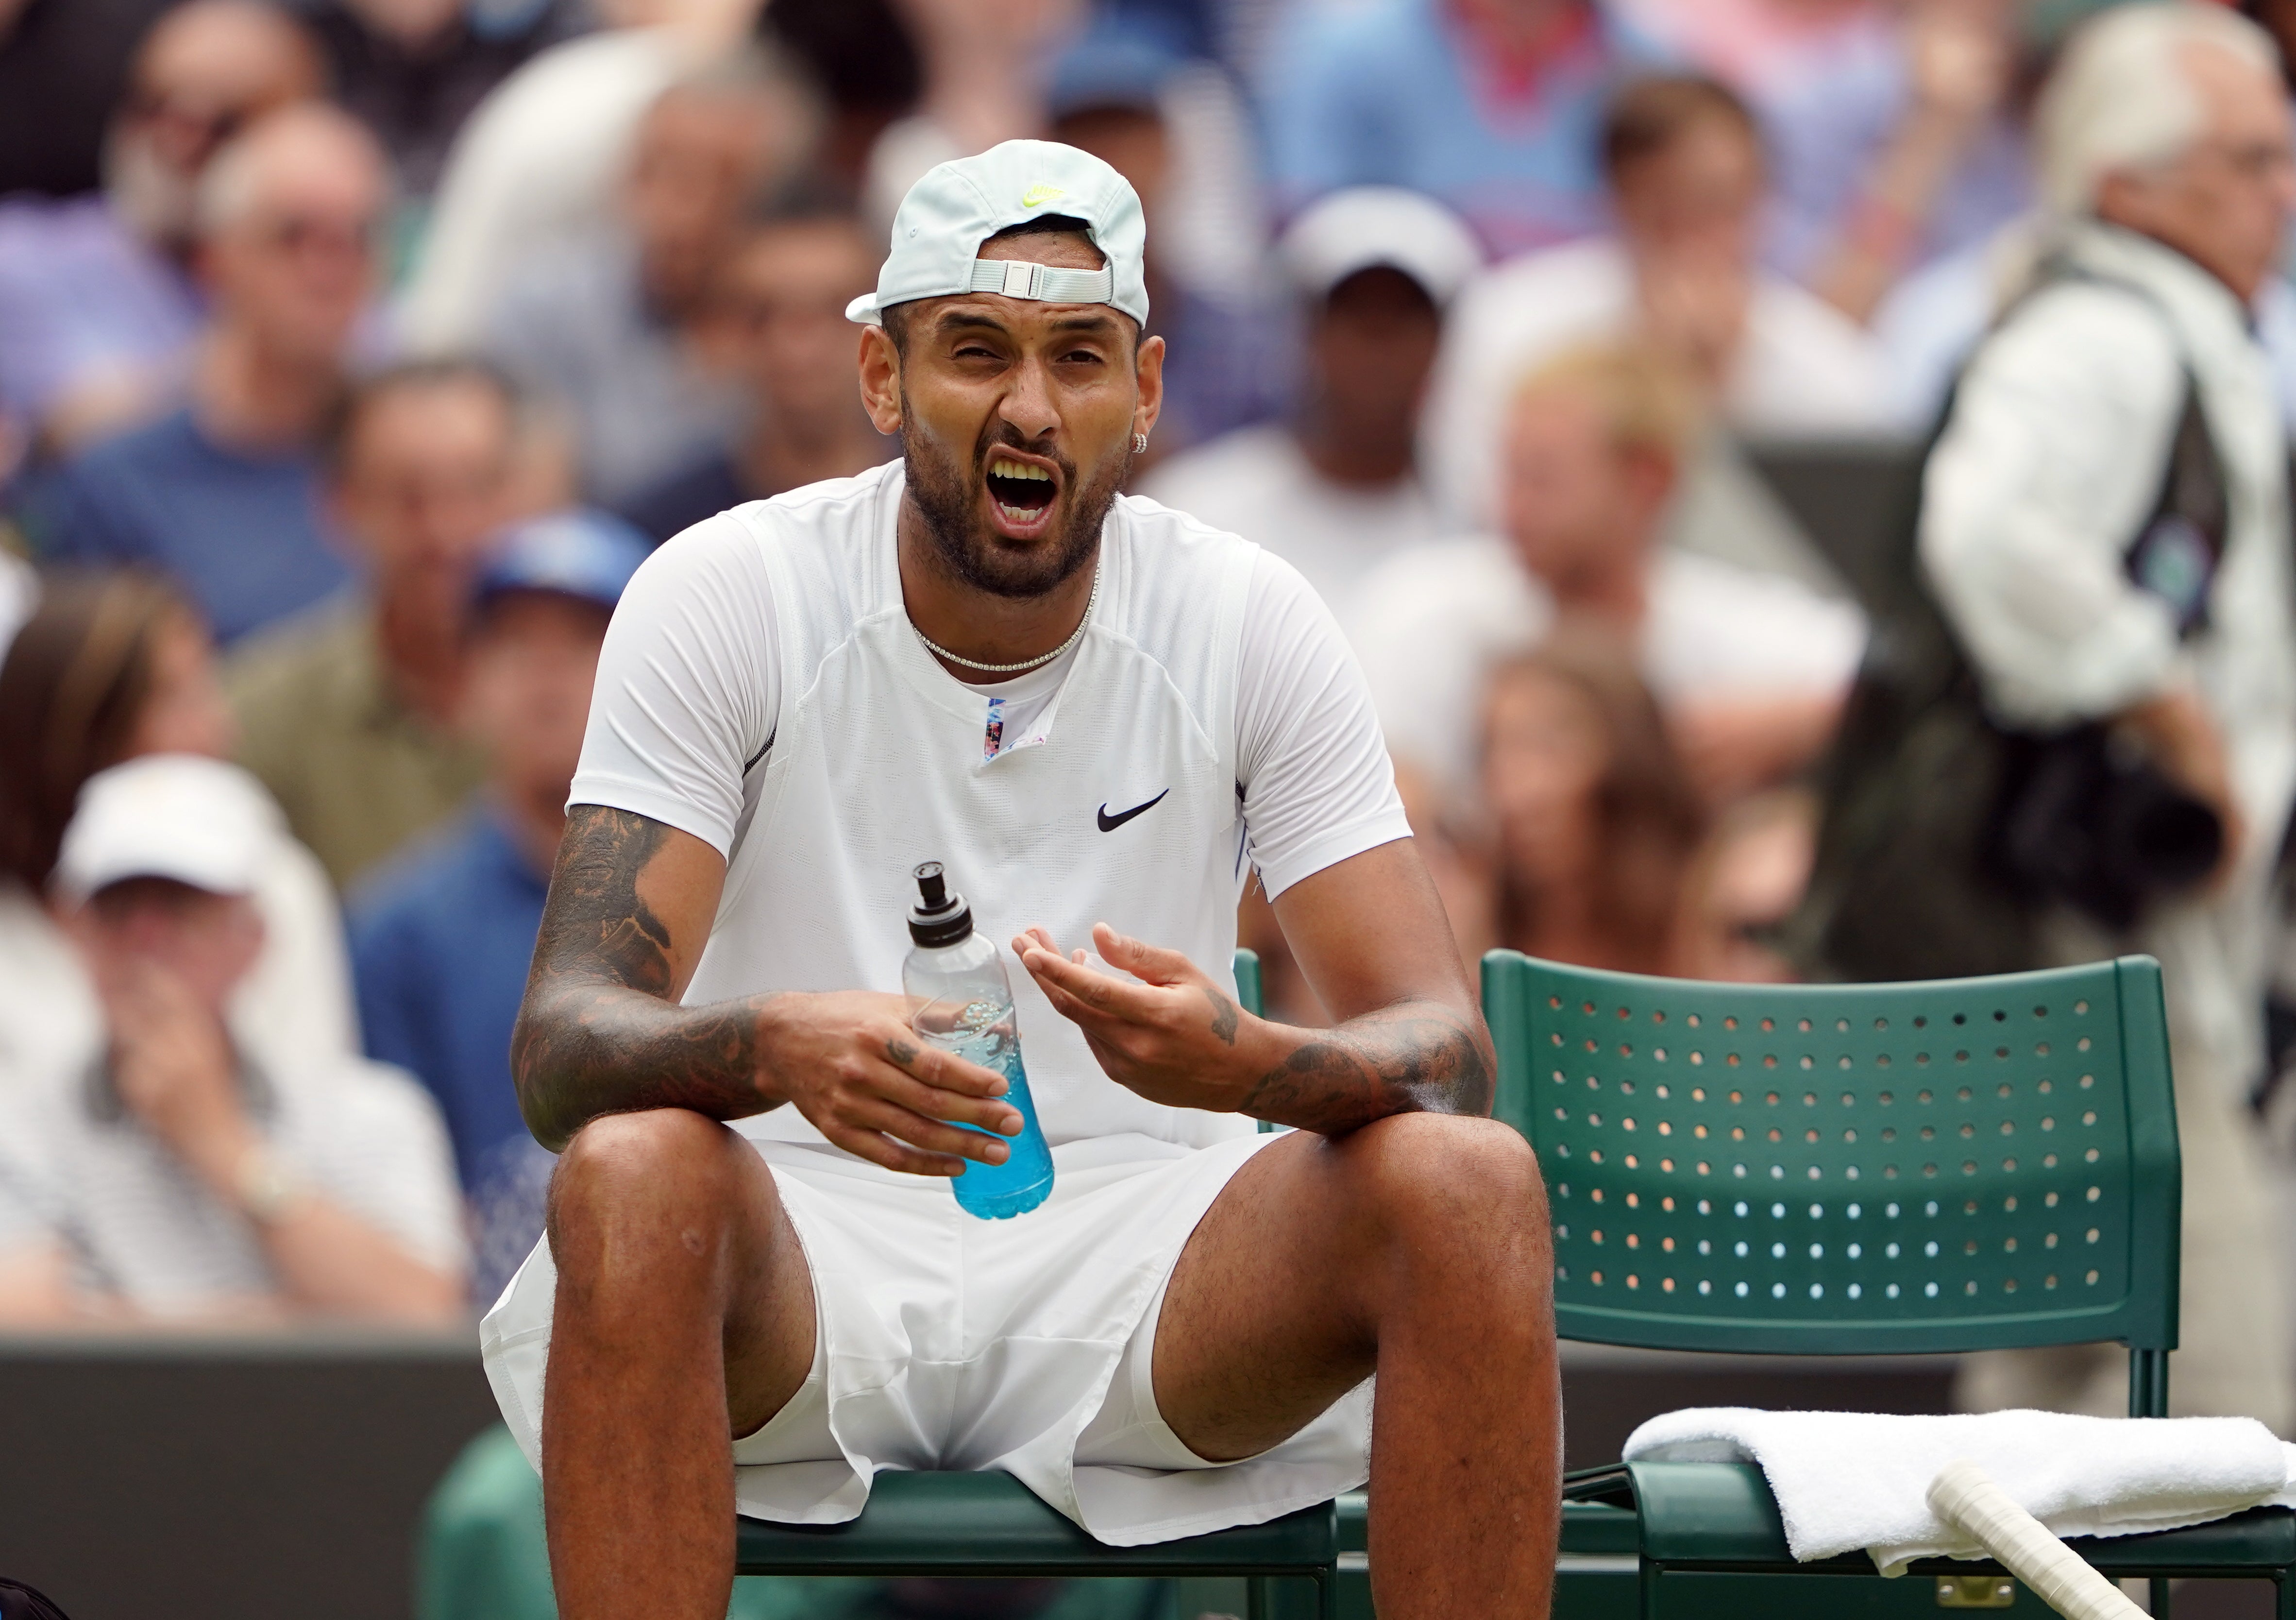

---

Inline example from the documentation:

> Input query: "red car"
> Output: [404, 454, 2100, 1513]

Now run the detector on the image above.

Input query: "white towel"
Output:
[1622, 1408, 2296, 1574]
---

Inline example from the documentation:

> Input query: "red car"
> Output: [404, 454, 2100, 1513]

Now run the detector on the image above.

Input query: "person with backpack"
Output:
[1796, 4, 2296, 1430]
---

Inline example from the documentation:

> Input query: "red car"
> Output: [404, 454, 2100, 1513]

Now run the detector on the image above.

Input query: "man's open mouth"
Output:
[985, 455, 1059, 528]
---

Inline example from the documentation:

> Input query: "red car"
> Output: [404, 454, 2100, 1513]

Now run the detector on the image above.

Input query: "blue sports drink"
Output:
[902, 863, 1055, 1218]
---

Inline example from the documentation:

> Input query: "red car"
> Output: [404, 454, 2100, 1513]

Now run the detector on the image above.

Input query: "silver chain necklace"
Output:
[911, 565, 1100, 675]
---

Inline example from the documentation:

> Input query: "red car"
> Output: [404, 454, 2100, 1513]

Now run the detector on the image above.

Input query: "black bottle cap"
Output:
[908, 861, 973, 947]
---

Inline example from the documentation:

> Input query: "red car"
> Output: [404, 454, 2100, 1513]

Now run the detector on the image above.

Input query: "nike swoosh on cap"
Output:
[1096, 790, 1168, 832]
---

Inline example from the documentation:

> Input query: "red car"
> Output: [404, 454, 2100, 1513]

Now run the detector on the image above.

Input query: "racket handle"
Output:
[1926, 1459, 2147, 1620]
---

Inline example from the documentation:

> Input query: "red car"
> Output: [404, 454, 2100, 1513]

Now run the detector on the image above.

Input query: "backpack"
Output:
[1786, 262, 2230, 983]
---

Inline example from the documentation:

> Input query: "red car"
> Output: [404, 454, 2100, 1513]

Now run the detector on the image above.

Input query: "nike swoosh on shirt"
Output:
[1096, 790, 1169, 832]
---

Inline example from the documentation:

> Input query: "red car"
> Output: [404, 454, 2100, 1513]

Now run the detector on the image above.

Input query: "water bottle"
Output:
[902, 862, 1055, 1218]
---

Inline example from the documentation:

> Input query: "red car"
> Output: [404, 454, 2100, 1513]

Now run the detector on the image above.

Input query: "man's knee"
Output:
[548, 1108, 756, 1259]
[1340, 1112, 1549, 1248]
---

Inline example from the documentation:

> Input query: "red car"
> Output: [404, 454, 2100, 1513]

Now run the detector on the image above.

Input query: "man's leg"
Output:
[541, 1108, 818, 1620]
[1153, 1113, 1560, 1619]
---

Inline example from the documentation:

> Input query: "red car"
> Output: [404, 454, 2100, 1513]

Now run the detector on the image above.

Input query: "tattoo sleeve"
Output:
[511, 806, 770, 1150]
[1238, 998, 1493, 1136]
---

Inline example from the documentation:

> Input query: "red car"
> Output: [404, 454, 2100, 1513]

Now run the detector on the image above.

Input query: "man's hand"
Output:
[1014, 924, 1263, 1114]
[99, 957, 257, 1193]
[758, 991, 1023, 1177]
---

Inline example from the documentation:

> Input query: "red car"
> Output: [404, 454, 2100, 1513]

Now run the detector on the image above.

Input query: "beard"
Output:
[901, 418, 1129, 599]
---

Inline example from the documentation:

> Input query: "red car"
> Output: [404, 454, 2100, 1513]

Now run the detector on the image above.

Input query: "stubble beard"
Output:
[901, 421, 1129, 600]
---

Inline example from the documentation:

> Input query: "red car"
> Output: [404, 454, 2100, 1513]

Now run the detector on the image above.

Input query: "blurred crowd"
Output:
[2, 0, 2296, 1437]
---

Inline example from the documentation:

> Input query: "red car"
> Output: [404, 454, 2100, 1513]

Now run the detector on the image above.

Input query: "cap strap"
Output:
[968, 257, 1117, 306]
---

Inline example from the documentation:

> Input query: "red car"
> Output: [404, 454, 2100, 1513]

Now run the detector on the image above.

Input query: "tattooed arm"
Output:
[512, 805, 1022, 1167]
[1015, 839, 1492, 1135]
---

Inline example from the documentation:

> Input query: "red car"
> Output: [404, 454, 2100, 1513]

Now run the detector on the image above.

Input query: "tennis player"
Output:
[487, 140, 1559, 1619]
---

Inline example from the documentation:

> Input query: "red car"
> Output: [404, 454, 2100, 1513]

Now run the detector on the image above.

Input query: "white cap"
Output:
[847, 139, 1150, 328]
[1277, 187, 1484, 308]
[53, 754, 277, 904]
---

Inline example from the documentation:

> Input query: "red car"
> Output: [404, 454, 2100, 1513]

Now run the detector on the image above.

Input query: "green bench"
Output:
[1486, 949, 2294, 1619]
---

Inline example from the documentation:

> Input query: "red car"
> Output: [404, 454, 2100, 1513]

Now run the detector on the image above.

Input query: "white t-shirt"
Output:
[570, 467, 1412, 1151]
[1136, 425, 1443, 613]
[1420, 237, 1905, 529]
[1346, 535, 1870, 795]
[0, 1053, 465, 1317]
[575, 501, 1403, 905]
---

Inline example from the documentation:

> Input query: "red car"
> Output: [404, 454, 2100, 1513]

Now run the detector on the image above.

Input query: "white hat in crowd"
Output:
[1277, 186, 1484, 309]
[53, 754, 277, 904]
[847, 138, 1150, 328]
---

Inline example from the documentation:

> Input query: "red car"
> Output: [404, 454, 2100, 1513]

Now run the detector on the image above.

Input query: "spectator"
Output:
[1045, 16, 1283, 460]
[0, 1, 323, 454]
[225, 360, 521, 889]
[483, 49, 821, 503]
[1478, 629, 1706, 975]
[1420, 72, 1899, 532]
[400, 0, 774, 352]
[297, 0, 580, 199]
[618, 201, 888, 543]
[1260, 0, 1657, 259]
[1351, 341, 1867, 811]
[1139, 187, 1481, 609]
[23, 105, 392, 646]
[349, 510, 648, 1305]
[0, 573, 357, 1096]
[0, 753, 464, 1325]
[1803, 5, 2296, 1429]
[1615, 0, 2024, 320]
[1880, 0, 2296, 428]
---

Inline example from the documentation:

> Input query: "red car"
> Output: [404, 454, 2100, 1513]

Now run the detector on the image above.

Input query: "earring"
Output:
[1133, 432, 1148, 454]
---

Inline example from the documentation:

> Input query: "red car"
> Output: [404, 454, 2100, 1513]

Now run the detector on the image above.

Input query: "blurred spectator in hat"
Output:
[1139, 187, 1480, 610]
[481, 49, 821, 504]
[0, 0, 218, 201]
[1260, 0, 1661, 260]
[0, 753, 465, 1326]
[0, 1, 324, 457]
[297, 0, 583, 200]
[0, 572, 358, 1103]
[349, 509, 647, 1305]
[1044, 13, 1282, 462]
[1421, 73, 1899, 533]
[21, 105, 392, 647]
[1614, 0, 2025, 322]
[1352, 341, 1867, 814]
[225, 360, 529, 889]
[618, 198, 889, 544]
[399, 0, 777, 352]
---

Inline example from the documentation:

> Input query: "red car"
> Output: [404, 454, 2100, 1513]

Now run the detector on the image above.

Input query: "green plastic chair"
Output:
[1483, 949, 2296, 1619]
[734, 948, 1340, 1620]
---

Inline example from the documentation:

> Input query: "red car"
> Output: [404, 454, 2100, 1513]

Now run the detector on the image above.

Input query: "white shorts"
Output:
[480, 1129, 1374, 1547]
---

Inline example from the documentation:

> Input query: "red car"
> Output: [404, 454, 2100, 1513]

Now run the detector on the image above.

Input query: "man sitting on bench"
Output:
[484, 139, 1561, 1620]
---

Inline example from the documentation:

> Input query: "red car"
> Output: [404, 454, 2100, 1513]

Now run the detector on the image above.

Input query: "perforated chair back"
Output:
[1485, 952, 2179, 1382]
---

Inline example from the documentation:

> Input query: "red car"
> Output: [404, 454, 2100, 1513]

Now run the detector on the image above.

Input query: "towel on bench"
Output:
[1624, 1407, 2296, 1573]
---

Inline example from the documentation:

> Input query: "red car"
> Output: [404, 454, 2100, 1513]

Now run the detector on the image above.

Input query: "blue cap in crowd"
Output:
[474, 509, 651, 619]
[1045, 16, 1189, 123]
